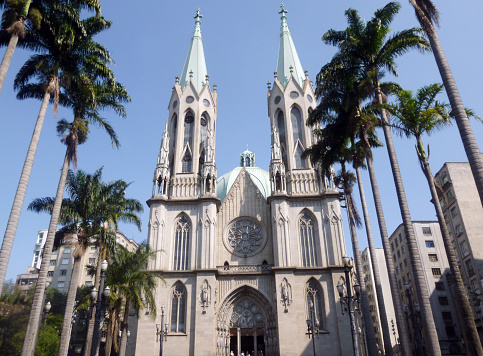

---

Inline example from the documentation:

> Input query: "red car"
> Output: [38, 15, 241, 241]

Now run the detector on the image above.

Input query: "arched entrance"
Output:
[216, 285, 278, 356]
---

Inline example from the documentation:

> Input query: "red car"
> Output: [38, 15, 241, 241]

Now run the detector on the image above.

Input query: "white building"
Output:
[361, 247, 399, 355]
[134, 7, 353, 356]
[389, 222, 464, 355]
[435, 162, 483, 338]
[31, 229, 48, 269]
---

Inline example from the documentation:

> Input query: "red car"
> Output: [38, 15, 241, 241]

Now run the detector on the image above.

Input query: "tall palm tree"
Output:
[408, 0, 483, 208]
[308, 64, 399, 355]
[321, 3, 441, 354]
[385, 83, 483, 355]
[106, 243, 161, 356]
[0, 0, 105, 297]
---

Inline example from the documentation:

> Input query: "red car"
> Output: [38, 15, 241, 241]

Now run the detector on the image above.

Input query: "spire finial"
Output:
[305, 69, 309, 79]
[274, 71, 278, 80]
[175, 75, 179, 84]
[194, 8, 203, 23]
[189, 70, 193, 80]
[205, 74, 209, 83]
[213, 84, 217, 92]
[289, 65, 293, 75]
[267, 81, 271, 90]
[279, 3, 288, 19]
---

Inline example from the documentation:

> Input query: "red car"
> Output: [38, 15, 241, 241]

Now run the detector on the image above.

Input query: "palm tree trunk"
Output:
[0, 87, 51, 294]
[377, 87, 441, 356]
[364, 153, 412, 356]
[421, 156, 483, 355]
[355, 166, 393, 356]
[118, 299, 130, 356]
[104, 308, 116, 356]
[410, 1, 483, 208]
[84, 246, 105, 356]
[0, 33, 19, 95]
[59, 253, 84, 356]
[21, 152, 70, 356]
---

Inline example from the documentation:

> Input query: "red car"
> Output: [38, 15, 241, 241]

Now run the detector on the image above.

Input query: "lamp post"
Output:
[42, 301, 51, 328]
[306, 300, 319, 355]
[404, 282, 423, 356]
[91, 260, 110, 356]
[156, 305, 169, 356]
[337, 256, 361, 356]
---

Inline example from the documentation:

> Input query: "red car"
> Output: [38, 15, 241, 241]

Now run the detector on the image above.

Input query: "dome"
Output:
[217, 166, 271, 203]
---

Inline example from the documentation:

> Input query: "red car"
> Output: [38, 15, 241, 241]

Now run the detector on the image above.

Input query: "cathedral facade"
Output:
[135, 7, 353, 356]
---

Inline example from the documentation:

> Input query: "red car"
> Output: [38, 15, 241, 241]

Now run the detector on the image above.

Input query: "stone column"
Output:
[237, 328, 241, 356]
[253, 328, 257, 355]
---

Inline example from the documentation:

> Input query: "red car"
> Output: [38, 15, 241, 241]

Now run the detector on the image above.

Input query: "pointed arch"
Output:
[173, 214, 191, 270]
[169, 281, 187, 333]
[305, 278, 326, 331]
[182, 110, 195, 172]
[169, 113, 178, 175]
[299, 209, 319, 267]
[276, 110, 288, 168]
[290, 106, 307, 168]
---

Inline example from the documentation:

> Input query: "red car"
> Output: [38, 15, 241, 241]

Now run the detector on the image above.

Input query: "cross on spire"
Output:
[279, 3, 288, 17]
[194, 8, 203, 22]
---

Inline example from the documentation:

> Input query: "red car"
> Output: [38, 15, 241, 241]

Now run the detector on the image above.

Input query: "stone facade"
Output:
[134, 8, 353, 356]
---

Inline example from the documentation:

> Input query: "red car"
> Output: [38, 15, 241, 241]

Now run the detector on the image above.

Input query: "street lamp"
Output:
[337, 256, 361, 356]
[90, 260, 110, 356]
[306, 300, 320, 355]
[43, 301, 51, 328]
[403, 282, 423, 356]
[156, 305, 169, 356]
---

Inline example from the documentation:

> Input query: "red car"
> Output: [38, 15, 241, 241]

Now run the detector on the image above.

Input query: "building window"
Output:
[455, 225, 464, 237]
[391, 242, 394, 251]
[435, 282, 445, 291]
[85, 281, 92, 286]
[182, 111, 195, 172]
[47, 271, 54, 277]
[173, 215, 191, 271]
[442, 175, 449, 185]
[306, 279, 325, 330]
[397, 250, 401, 259]
[276, 111, 288, 168]
[90, 247, 97, 253]
[470, 279, 479, 293]
[396, 266, 399, 274]
[425, 240, 435, 248]
[450, 207, 458, 218]
[50, 260, 56, 266]
[438, 296, 449, 305]
[460, 241, 469, 256]
[466, 260, 475, 277]
[291, 107, 307, 169]
[52, 248, 58, 254]
[446, 190, 454, 200]
[170, 283, 187, 333]
[422, 227, 432, 235]
[428, 254, 438, 262]
[399, 233, 403, 242]
[442, 311, 453, 322]
[407, 272, 411, 281]
[404, 258, 408, 267]
[439, 199, 445, 208]
[57, 281, 65, 288]
[60, 270, 67, 276]
[393, 255, 396, 263]
[89, 258, 96, 265]
[64, 247, 71, 254]
[432, 268, 442, 276]
[61, 258, 69, 265]
[401, 246, 405, 254]
[395, 239, 399, 247]
[299, 212, 319, 267]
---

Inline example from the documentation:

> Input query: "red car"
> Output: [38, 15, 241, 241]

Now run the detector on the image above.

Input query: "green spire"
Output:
[276, 4, 304, 88]
[180, 9, 208, 93]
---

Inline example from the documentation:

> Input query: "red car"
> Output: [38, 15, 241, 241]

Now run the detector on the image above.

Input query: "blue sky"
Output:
[1, 0, 482, 281]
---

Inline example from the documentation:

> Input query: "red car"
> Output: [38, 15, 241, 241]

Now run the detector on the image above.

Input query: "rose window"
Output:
[226, 219, 264, 256]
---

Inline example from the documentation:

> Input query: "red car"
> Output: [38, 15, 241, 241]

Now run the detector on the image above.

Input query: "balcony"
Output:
[217, 264, 272, 275]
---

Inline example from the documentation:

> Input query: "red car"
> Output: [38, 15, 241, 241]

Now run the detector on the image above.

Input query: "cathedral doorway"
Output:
[216, 285, 278, 356]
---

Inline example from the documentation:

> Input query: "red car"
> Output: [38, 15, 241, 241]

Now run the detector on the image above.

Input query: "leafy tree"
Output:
[408, 0, 483, 209]
[385, 83, 483, 355]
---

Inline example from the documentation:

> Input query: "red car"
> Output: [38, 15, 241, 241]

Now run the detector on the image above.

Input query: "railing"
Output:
[217, 264, 272, 274]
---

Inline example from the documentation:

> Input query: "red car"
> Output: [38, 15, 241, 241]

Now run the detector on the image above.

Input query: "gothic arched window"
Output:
[299, 212, 318, 267]
[306, 279, 325, 330]
[276, 111, 288, 168]
[169, 114, 177, 175]
[173, 215, 190, 270]
[182, 111, 194, 172]
[170, 282, 187, 333]
[291, 107, 307, 168]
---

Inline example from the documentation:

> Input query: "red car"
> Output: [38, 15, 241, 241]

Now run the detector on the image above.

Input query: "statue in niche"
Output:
[271, 125, 282, 160]
[280, 278, 292, 312]
[200, 279, 211, 313]
[206, 128, 214, 162]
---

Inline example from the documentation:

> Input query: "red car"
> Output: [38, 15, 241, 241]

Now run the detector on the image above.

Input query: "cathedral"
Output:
[135, 6, 352, 356]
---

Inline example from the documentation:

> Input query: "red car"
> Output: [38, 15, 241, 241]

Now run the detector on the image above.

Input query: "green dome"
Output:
[217, 166, 271, 203]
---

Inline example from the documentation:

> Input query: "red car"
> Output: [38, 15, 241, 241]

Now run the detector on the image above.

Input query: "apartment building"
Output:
[389, 221, 463, 355]
[435, 162, 483, 337]
[361, 248, 399, 355]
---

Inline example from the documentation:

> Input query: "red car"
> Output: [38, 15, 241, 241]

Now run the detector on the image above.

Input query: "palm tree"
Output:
[385, 83, 483, 355]
[321, 3, 441, 354]
[308, 65, 399, 355]
[106, 243, 161, 356]
[408, 0, 483, 208]
[0, 0, 106, 297]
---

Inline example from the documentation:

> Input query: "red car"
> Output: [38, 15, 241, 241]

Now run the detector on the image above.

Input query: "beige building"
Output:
[389, 222, 464, 355]
[435, 162, 483, 338]
[134, 8, 353, 356]
[361, 248, 399, 354]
